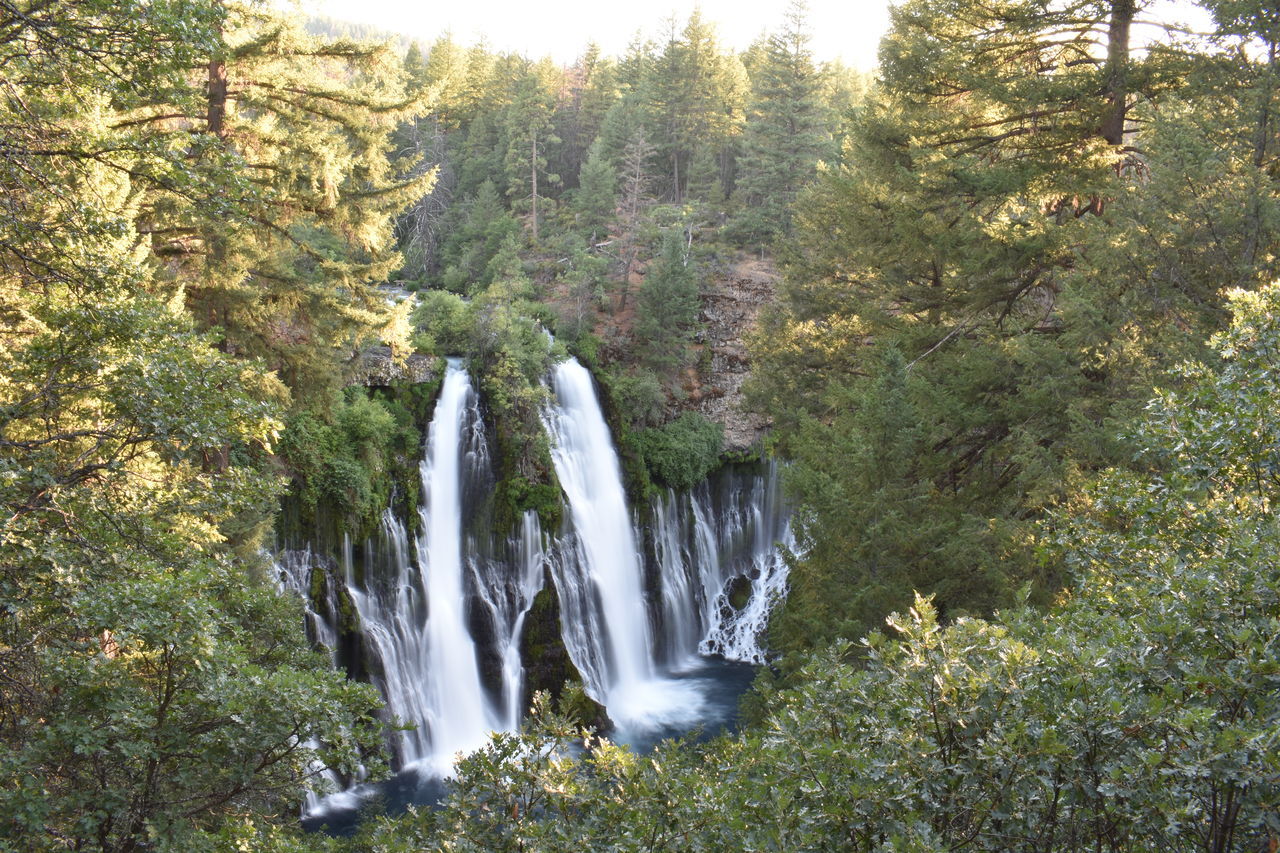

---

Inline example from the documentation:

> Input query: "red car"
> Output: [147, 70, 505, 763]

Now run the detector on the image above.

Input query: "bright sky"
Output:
[297, 0, 1216, 70]
[298, 0, 894, 68]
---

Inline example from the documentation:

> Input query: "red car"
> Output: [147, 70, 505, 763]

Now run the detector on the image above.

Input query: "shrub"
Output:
[412, 290, 474, 355]
[634, 412, 723, 490]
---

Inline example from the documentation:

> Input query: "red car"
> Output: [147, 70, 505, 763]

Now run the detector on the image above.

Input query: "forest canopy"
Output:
[1, 0, 1279, 851]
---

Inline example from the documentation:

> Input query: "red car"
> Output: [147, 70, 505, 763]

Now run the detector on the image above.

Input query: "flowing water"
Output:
[279, 357, 792, 830]
[542, 358, 709, 738]
[650, 462, 794, 665]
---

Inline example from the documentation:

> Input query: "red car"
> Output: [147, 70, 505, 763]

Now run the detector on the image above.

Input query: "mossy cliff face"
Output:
[276, 360, 445, 542]
[489, 405, 563, 535]
[518, 575, 608, 731]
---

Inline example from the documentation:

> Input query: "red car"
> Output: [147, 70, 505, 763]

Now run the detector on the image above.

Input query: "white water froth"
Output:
[651, 465, 793, 666]
[542, 358, 711, 735]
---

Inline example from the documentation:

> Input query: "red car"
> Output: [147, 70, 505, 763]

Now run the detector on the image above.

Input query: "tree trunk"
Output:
[672, 147, 681, 204]
[1100, 0, 1135, 145]
[207, 59, 227, 138]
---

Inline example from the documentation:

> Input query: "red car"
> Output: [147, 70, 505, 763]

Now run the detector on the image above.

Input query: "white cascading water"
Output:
[411, 362, 494, 773]
[650, 464, 793, 665]
[278, 361, 545, 811]
[542, 358, 707, 733]
[472, 510, 546, 728]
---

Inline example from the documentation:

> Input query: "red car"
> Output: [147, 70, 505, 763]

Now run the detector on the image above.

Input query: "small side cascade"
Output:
[650, 463, 793, 665]
[472, 510, 546, 729]
[275, 545, 339, 655]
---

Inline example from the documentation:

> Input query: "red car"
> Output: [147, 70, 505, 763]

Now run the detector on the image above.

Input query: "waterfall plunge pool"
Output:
[299, 656, 758, 836]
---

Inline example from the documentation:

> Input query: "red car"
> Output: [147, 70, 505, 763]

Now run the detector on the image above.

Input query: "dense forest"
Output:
[1, 0, 1278, 850]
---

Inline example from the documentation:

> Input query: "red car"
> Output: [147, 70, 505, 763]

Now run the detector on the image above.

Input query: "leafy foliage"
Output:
[341, 283, 1280, 853]
[752, 0, 1280, 651]
[279, 388, 427, 533]
[633, 412, 724, 491]
[0, 2, 417, 849]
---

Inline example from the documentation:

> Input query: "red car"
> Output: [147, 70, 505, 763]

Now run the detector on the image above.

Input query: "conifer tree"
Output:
[502, 63, 562, 243]
[635, 229, 701, 374]
[140, 1, 434, 396]
[437, 180, 521, 292]
[556, 44, 619, 188]
[645, 12, 746, 202]
[616, 130, 657, 302]
[732, 1, 832, 249]
[753, 0, 1204, 640]
[573, 138, 619, 239]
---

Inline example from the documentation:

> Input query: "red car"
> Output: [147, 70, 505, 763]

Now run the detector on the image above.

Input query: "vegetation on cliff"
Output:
[4, 0, 1280, 850]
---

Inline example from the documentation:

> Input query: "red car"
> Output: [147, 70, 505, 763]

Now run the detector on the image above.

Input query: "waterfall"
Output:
[277, 354, 793, 821]
[411, 362, 494, 772]
[650, 464, 793, 666]
[542, 358, 653, 688]
[542, 358, 708, 734]
[278, 360, 544, 794]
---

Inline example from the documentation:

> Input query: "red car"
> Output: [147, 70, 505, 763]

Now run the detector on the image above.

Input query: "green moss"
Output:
[336, 586, 362, 636]
[277, 374, 443, 540]
[726, 574, 753, 611]
[583, 366, 655, 502]
[308, 565, 328, 608]
[500, 475, 563, 532]
[519, 579, 600, 726]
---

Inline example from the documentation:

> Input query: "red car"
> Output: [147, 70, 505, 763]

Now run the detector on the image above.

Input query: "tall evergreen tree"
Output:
[752, 0, 1250, 643]
[573, 138, 619, 239]
[555, 43, 619, 189]
[732, 1, 832, 249]
[502, 63, 562, 243]
[645, 12, 746, 202]
[146, 2, 433, 396]
[635, 229, 702, 374]
[616, 130, 658, 302]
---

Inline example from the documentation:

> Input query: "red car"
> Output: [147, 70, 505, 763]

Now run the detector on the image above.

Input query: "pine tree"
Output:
[556, 44, 619, 189]
[146, 2, 433, 396]
[502, 62, 562, 243]
[573, 138, 619, 240]
[616, 130, 657, 305]
[437, 180, 521, 292]
[753, 0, 1203, 643]
[645, 12, 746, 202]
[732, 0, 832, 249]
[635, 229, 701, 374]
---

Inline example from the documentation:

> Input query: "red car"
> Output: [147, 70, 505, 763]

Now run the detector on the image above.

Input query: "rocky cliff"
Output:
[687, 256, 778, 452]
[350, 346, 439, 386]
